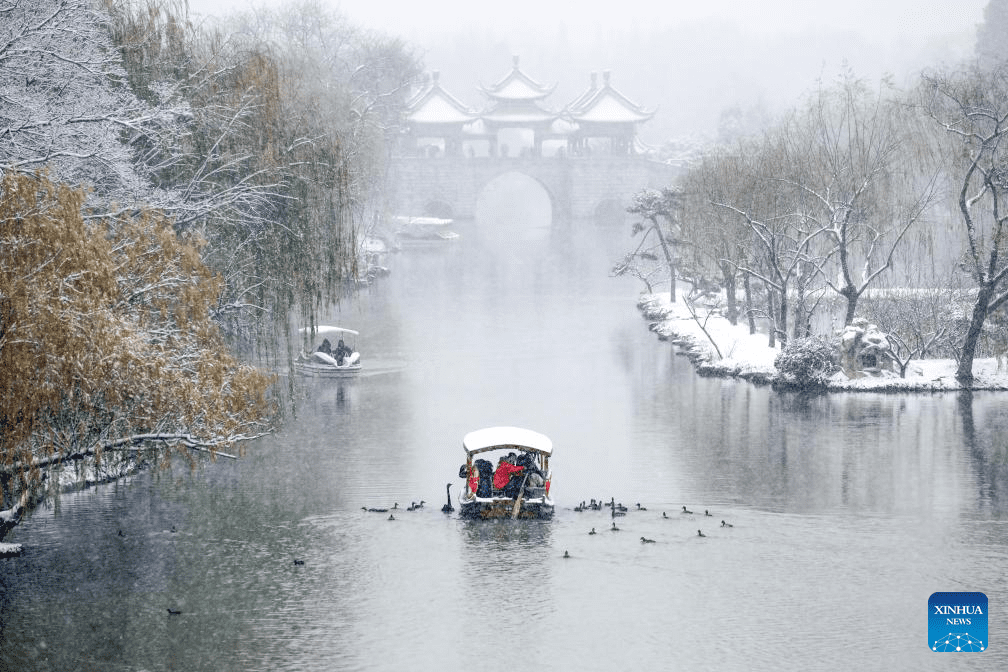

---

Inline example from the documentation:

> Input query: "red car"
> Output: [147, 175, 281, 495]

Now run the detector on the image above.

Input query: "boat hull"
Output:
[459, 496, 554, 520]
[293, 361, 362, 378]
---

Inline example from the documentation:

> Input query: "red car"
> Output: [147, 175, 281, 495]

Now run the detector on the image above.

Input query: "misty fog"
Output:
[190, 0, 984, 143]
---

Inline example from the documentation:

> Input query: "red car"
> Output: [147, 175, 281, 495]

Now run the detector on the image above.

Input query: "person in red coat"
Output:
[493, 458, 525, 493]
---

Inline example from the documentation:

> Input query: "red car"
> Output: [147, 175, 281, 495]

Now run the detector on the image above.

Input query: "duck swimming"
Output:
[640, 536, 656, 543]
[697, 529, 705, 537]
[611, 522, 620, 531]
[721, 520, 733, 528]
[636, 503, 647, 511]
[563, 550, 570, 558]
[388, 514, 395, 521]
[705, 509, 713, 517]
[362, 507, 389, 513]
[441, 483, 454, 513]
[589, 527, 597, 535]
[662, 511, 669, 519]
[681, 506, 693, 514]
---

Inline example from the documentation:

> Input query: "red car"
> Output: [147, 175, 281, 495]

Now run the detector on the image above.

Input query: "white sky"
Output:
[186, 0, 986, 41]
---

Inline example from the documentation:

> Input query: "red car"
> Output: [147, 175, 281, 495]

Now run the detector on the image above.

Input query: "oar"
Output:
[511, 473, 530, 520]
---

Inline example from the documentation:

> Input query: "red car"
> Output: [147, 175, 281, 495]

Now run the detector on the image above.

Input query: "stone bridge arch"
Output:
[473, 168, 561, 226]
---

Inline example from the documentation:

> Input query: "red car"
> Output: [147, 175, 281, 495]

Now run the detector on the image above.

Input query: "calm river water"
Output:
[2, 217, 1007, 671]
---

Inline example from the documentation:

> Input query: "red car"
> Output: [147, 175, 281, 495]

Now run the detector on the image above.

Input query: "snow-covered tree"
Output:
[0, 0, 187, 208]
[919, 61, 1008, 385]
[709, 130, 823, 348]
[624, 188, 683, 302]
[784, 74, 939, 326]
[107, 0, 421, 345]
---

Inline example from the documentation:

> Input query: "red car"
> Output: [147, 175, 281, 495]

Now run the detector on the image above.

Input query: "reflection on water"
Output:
[2, 222, 1008, 670]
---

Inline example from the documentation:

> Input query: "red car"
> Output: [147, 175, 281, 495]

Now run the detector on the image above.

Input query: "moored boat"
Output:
[294, 326, 361, 377]
[392, 215, 459, 245]
[457, 426, 554, 519]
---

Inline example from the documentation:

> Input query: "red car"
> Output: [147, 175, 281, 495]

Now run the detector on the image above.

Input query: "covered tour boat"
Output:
[457, 426, 554, 519]
[294, 326, 361, 377]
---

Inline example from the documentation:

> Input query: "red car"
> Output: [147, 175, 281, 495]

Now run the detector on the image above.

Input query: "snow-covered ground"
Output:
[637, 290, 1008, 392]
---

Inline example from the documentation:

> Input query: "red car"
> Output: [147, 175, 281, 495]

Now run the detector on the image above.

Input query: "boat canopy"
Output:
[299, 326, 359, 343]
[462, 426, 552, 456]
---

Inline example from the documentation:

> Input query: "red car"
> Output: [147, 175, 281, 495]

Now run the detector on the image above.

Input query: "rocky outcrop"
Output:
[839, 318, 896, 377]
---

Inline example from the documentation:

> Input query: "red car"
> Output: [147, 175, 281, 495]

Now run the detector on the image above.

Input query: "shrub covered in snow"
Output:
[774, 336, 839, 388]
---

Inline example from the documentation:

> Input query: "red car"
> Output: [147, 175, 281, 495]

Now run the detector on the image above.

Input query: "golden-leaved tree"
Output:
[1, 171, 276, 501]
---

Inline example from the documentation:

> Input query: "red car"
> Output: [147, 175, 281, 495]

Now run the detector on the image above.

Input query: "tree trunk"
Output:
[843, 286, 859, 326]
[777, 283, 788, 348]
[766, 286, 776, 348]
[721, 262, 738, 325]
[744, 273, 756, 334]
[956, 285, 992, 385]
[651, 217, 676, 302]
[793, 297, 805, 340]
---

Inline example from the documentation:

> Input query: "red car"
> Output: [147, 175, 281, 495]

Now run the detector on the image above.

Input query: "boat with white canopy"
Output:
[294, 326, 361, 377]
[457, 426, 554, 519]
[392, 215, 460, 245]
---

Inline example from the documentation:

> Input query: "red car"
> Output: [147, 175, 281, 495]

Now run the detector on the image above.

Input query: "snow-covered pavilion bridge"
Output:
[390, 57, 679, 223]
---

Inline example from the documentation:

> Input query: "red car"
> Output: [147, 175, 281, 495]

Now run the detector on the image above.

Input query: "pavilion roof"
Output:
[405, 72, 477, 125]
[565, 70, 655, 124]
[478, 55, 556, 102]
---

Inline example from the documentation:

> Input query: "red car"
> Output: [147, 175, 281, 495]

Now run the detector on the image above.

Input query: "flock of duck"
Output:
[564, 498, 735, 558]
[360, 490, 736, 562]
[362, 483, 457, 519]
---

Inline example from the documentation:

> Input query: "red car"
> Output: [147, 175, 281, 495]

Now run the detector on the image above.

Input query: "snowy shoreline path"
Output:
[637, 290, 1008, 392]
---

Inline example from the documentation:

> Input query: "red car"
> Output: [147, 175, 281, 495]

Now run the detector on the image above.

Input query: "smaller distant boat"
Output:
[392, 215, 459, 246]
[358, 236, 391, 283]
[294, 326, 361, 377]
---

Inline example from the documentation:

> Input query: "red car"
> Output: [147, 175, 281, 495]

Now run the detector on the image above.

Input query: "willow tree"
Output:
[106, 0, 421, 355]
[679, 147, 762, 326]
[919, 62, 1008, 385]
[784, 74, 938, 326]
[1, 171, 276, 512]
[709, 131, 825, 348]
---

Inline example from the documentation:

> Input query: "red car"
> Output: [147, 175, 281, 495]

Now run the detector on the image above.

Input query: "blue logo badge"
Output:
[929, 592, 987, 652]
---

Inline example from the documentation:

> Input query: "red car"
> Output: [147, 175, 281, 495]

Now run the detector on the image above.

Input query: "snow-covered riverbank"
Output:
[637, 290, 1008, 392]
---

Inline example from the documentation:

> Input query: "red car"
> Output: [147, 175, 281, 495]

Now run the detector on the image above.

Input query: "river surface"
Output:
[2, 217, 1007, 671]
